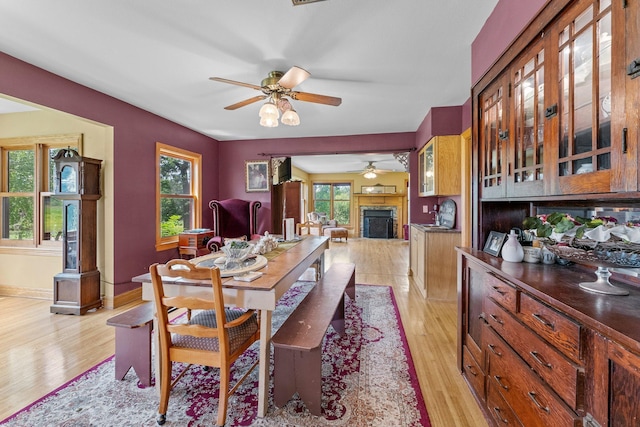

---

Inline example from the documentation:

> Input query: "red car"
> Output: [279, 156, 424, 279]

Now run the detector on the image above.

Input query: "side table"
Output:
[178, 230, 215, 259]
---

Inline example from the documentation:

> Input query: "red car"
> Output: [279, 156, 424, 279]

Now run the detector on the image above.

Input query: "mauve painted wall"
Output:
[218, 133, 415, 233]
[0, 0, 545, 293]
[410, 106, 464, 225]
[472, 0, 548, 85]
[0, 51, 219, 293]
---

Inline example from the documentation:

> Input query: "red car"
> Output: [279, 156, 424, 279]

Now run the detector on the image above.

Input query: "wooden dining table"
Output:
[131, 235, 329, 418]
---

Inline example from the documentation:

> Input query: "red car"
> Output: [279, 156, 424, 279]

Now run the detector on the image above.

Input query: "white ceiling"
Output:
[0, 0, 498, 172]
[291, 153, 408, 174]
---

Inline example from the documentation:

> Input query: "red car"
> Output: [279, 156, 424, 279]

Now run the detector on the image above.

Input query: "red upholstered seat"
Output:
[208, 199, 262, 248]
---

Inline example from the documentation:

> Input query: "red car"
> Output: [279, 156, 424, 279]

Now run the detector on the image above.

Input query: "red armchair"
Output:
[207, 199, 262, 250]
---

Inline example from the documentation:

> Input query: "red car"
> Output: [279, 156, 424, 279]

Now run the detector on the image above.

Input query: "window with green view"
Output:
[313, 182, 351, 225]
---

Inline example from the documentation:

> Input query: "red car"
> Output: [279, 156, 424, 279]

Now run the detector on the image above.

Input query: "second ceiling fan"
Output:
[210, 66, 342, 127]
[350, 161, 394, 179]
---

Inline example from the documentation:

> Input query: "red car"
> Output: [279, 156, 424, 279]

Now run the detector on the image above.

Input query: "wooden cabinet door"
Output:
[458, 254, 486, 370]
[591, 338, 640, 427]
[271, 181, 302, 233]
[613, 0, 640, 192]
[506, 37, 546, 198]
[410, 225, 425, 296]
[548, 0, 617, 195]
[425, 232, 460, 300]
[410, 226, 422, 285]
[418, 136, 461, 197]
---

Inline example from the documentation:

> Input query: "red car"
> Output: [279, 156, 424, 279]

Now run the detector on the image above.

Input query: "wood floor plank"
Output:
[0, 238, 487, 426]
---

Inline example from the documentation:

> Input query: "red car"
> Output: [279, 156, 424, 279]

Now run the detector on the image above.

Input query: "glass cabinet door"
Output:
[423, 142, 435, 195]
[479, 76, 508, 199]
[418, 147, 426, 195]
[63, 200, 79, 272]
[554, 0, 613, 194]
[509, 40, 545, 196]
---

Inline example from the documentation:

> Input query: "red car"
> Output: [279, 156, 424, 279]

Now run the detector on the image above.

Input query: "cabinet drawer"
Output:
[487, 375, 523, 426]
[485, 327, 582, 427]
[485, 273, 517, 313]
[463, 345, 485, 402]
[518, 292, 582, 362]
[485, 297, 584, 411]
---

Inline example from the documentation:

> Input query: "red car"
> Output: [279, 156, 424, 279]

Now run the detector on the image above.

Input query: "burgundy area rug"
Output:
[1, 283, 430, 426]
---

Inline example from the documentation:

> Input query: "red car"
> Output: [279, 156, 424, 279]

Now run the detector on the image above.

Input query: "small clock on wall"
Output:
[50, 148, 103, 315]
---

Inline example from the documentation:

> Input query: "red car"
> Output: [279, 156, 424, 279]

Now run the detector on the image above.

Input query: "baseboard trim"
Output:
[0, 285, 143, 310]
[106, 287, 143, 309]
[0, 285, 52, 300]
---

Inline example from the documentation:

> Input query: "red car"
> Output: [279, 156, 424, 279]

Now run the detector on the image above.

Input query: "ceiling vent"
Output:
[292, 0, 327, 5]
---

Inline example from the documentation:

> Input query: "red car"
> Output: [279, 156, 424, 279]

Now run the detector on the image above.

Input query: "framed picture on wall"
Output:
[245, 160, 270, 192]
[483, 231, 506, 256]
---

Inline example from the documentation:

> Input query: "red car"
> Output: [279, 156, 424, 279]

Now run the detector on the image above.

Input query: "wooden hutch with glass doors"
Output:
[458, 0, 640, 426]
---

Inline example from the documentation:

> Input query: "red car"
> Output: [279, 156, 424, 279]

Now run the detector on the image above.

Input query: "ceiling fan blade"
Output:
[209, 77, 262, 91]
[277, 66, 311, 89]
[289, 91, 342, 106]
[224, 95, 266, 110]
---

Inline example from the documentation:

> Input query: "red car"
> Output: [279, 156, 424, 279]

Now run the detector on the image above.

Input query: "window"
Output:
[156, 143, 202, 251]
[312, 182, 351, 225]
[0, 134, 81, 249]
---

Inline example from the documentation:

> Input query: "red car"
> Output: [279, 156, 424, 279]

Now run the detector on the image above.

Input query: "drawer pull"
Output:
[492, 406, 509, 424]
[528, 391, 550, 413]
[494, 375, 510, 390]
[492, 286, 507, 295]
[532, 313, 555, 330]
[489, 314, 504, 325]
[466, 365, 478, 377]
[530, 351, 553, 369]
[488, 344, 503, 357]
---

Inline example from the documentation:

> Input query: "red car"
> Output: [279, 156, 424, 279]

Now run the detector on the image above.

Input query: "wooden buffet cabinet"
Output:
[457, 248, 640, 427]
[461, 1, 640, 423]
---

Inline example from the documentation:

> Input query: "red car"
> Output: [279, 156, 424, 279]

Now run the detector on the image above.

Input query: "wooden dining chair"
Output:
[149, 259, 260, 426]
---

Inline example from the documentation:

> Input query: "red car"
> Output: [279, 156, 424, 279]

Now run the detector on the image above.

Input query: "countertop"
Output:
[411, 223, 461, 233]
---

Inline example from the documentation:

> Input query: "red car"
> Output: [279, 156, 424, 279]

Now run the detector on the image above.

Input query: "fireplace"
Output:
[363, 209, 394, 239]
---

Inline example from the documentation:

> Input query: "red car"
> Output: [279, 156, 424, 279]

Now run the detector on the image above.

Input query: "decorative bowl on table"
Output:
[220, 242, 254, 270]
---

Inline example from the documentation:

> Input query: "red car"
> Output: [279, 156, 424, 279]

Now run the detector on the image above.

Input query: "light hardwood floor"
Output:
[0, 238, 487, 426]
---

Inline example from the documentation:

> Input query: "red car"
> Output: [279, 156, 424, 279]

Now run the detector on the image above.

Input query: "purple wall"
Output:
[218, 133, 415, 233]
[411, 106, 464, 225]
[0, 52, 220, 293]
[472, 0, 548, 85]
[0, 0, 545, 294]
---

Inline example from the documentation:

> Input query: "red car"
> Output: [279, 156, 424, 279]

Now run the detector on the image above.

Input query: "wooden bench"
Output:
[271, 262, 356, 415]
[106, 301, 154, 387]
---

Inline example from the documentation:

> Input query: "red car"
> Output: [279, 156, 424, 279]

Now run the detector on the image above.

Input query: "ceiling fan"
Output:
[210, 66, 341, 127]
[351, 161, 393, 179]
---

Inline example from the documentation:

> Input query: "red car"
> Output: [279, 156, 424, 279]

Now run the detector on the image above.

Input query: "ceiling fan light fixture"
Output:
[259, 100, 279, 118]
[281, 109, 300, 126]
[363, 171, 377, 179]
[259, 112, 279, 127]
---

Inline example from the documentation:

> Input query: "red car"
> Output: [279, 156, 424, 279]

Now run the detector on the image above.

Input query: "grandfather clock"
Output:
[50, 148, 103, 315]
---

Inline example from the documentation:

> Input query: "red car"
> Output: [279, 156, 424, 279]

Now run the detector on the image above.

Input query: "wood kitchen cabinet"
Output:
[457, 248, 640, 427]
[410, 224, 460, 299]
[475, 0, 639, 202]
[417, 135, 461, 197]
